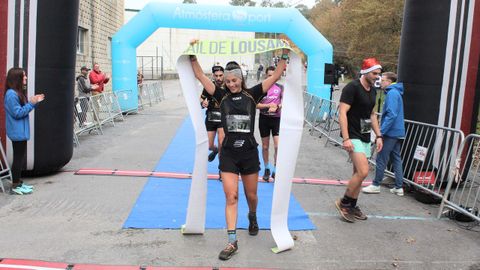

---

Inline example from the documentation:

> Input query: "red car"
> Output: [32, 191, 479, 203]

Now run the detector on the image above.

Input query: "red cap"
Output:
[360, 58, 382, 74]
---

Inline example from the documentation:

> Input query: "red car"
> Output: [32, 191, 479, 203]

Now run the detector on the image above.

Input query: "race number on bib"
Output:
[360, 118, 372, 134]
[207, 111, 221, 123]
[226, 114, 251, 133]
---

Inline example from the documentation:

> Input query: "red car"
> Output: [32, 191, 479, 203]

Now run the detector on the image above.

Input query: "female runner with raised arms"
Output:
[189, 39, 289, 260]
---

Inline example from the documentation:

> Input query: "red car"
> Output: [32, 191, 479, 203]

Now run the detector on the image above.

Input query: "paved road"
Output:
[0, 79, 479, 270]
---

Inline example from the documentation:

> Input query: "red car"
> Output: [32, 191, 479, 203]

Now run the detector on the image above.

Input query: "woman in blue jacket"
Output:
[4, 68, 44, 195]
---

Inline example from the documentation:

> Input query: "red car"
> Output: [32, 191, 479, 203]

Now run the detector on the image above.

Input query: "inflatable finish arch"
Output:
[113, 3, 332, 253]
[112, 3, 333, 112]
[0, 0, 79, 175]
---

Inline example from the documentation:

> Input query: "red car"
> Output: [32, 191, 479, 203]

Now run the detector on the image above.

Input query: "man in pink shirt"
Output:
[256, 66, 283, 182]
[89, 63, 110, 95]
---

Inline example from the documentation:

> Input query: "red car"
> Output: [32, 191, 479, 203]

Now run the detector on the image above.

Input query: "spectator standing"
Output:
[335, 58, 383, 223]
[256, 64, 264, 81]
[362, 72, 405, 196]
[76, 66, 98, 126]
[137, 69, 144, 85]
[89, 63, 110, 95]
[4, 67, 45, 195]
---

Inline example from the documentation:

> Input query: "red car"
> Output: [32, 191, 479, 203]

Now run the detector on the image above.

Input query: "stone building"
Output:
[76, 0, 125, 92]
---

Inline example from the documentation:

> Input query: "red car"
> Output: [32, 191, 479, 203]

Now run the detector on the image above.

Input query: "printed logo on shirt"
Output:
[233, 140, 245, 148]
[232, 96, 242, 101]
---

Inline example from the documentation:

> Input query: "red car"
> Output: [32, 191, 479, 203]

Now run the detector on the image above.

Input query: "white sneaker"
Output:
[362, 184, 380, 194]
[390, 187, 404, 196]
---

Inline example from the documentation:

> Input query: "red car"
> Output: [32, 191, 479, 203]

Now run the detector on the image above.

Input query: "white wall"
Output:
[125, 10, 255, 73]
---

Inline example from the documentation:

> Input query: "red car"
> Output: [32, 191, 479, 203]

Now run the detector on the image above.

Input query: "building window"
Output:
[77, 27, 88, 55]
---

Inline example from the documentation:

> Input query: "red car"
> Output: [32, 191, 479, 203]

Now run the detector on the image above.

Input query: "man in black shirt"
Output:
[200, 65, 225, 163]
[335, 58, 384, 223]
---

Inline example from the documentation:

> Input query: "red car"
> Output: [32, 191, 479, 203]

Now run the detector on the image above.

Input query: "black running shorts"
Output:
[258, 114, 280, 138]
[205, 118, 222, 131]
[219, 148, 260, 175]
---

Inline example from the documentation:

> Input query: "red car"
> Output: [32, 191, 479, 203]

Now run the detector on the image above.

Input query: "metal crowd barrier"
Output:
[303, 93, 341, 146]
[103, 92, 125, 122]
[0, 138, 12, 193]
[74, 97, 103, 146]
[302, 92, 469, 220]
[377, 120, 465, 206]
[116, 89, 137, 115]
[90, 93, 123, 127]
[439, 134, 480, 222]
[73, 81, 165, 146]
[138, 81, 164, 109]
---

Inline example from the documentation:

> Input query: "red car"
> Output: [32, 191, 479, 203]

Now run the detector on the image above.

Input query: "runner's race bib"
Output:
[207, 111, 221, 122]
[226, 114, 251, 133]
[360, 118, 372, 134]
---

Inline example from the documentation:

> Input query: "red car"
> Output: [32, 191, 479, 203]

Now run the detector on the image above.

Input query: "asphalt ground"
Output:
[0, 79, 479, 270]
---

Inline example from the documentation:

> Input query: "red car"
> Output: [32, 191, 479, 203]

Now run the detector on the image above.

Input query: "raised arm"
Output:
[261, 48, 289, 93]
[190, 55, 215, 95]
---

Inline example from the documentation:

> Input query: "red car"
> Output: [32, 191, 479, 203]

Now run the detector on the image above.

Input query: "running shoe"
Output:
[390, 187, 404, 196]
[19, 185, 33, 194]
[334, 198, 355, 223]
[262, 168, 271, 182]
[362, 184, 380, 194]
[21, 183, 34, 190]
[208, 149, 218, 162]
[10, 187, 24, 195]
[271, 171, 276, 180]
[248, 213, 259, 236]
[218, 241, 238, 260]
[351, 206, 367, 220]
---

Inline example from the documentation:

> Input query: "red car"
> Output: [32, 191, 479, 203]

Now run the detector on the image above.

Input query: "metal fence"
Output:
[138, 81, 164, 109]
[439, 134, 480, 222]
[303, 92, 470, 220]
[89, 92, 123, 127]
[377, 120, 465, 206]
[303, 92, 342, 146]
[74, 96, 103, 142]
[73, 80, 164, 146]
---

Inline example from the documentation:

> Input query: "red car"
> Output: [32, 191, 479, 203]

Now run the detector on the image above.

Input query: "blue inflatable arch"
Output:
[112, 3, 333, 111]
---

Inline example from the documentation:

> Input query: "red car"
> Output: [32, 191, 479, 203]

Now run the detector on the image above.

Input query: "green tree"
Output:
[295, 4, 310, 19]
[260, 0, 273, 7]
[229, 0, 256, 6]
[272, 1, 287, 8]
[310, 0, 404, 76]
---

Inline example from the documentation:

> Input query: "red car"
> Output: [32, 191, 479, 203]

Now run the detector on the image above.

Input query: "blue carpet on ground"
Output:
[123, 117, 315, 230]
[153, 115, 222, 174]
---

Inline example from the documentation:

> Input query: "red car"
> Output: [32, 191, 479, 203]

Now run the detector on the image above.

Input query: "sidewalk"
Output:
[0, 79, 479, 270]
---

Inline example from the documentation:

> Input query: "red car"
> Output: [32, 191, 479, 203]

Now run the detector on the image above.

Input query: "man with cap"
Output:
[75, 66, 98, 126]
[335, 57, 383, 223]
[200, 65, 225, 179]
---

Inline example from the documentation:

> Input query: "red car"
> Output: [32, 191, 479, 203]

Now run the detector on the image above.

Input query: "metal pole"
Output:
[141, 57, 144, 79]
